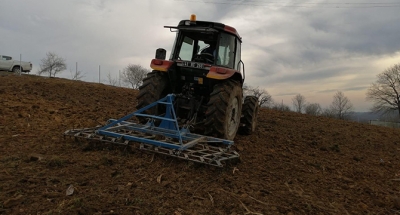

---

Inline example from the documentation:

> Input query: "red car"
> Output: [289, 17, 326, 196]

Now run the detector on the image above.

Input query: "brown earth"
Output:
[0, 72, 400, 215]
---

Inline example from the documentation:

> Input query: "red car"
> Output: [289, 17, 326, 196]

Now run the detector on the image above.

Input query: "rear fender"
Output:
[206, 66, 243, 82]
[150, 59, 174, 72]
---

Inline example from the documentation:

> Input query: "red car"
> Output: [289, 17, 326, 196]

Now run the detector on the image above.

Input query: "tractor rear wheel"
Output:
[136, 70, 170, 123]
[205, 79, 243, 140]
[239, 96, 259, 135]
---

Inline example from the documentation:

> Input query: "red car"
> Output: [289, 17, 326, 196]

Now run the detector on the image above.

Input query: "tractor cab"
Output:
[151, 14, 245, 87]
[169, 17, 242, 70]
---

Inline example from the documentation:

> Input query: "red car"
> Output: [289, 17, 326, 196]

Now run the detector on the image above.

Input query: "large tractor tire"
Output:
[239, 96, 259, 135]
[204, 79, 243, 140]
[136, 70, 170, 123]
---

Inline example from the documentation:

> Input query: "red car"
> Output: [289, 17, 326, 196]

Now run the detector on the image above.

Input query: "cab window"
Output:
[217, 33, 236, 68]
[176, 34, 216, 62]
[179, 36, 194, 61]
[235, 38, 241, 71]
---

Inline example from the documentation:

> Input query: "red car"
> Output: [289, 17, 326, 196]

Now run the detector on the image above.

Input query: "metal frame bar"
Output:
[90, 94, 232, 149]
[64, 94, 238, 167]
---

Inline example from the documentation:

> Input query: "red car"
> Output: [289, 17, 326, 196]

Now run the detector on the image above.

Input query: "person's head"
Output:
[205, 40, 216, 48]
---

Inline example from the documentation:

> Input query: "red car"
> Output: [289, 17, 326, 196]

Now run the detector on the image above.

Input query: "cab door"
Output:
[0, 56, 14, 70]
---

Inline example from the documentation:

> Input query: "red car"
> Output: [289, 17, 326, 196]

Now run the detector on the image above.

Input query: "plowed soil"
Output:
[1, 72, 400, 215]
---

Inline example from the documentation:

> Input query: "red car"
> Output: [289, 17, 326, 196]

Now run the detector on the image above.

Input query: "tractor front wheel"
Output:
[205, 80, 243, 140]
[136, 70, 170, 123]
[239, 96, 259, 135]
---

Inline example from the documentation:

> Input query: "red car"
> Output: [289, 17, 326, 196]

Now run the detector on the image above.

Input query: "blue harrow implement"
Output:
[64, 94, 239, 167]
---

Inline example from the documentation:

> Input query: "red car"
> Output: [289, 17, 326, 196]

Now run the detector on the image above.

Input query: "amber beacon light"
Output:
[190, 14, 196, 24]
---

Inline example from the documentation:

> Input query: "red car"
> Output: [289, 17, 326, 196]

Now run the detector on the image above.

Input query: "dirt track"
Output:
[1, 72, 400, 214]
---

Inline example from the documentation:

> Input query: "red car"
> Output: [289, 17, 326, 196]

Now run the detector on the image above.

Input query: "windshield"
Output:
[174, 31, 216, 63]
[172, 30, 239, 69]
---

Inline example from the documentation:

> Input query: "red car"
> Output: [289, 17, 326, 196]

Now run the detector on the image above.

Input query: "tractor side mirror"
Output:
[155, 48, 166, 60]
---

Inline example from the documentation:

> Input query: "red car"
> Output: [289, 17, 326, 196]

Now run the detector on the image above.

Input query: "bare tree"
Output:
[271, 101, 291, 112]
[330, 91, 354, 120]
[244, 85, 273, 107]
[366, 63, 400, 117]
[305, 103, 322, 116]
[70, 69, 85, 81]
[292, 94, 306, 113]
[242, 83, 250, 93]
[38, 52, 67, 77]
[322, 107, 336, 118]
[122, 64, 149, 89]
[106, 72, 118, 86]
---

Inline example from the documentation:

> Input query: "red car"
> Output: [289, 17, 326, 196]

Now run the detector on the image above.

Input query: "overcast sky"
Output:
[1, 0, 400, 111]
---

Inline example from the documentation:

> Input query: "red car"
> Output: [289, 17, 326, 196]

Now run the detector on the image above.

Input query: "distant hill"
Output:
[350, 111, 381, 123]
[351, 110, 399, 123]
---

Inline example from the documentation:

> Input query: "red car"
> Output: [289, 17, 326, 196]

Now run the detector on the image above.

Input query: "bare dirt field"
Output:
[1, 72, 400, 215]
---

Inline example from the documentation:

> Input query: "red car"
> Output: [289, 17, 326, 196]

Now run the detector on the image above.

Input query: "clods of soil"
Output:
[1, 72, 399, 214]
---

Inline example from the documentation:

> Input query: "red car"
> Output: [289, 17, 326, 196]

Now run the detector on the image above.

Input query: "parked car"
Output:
[0, 55, 32, 73]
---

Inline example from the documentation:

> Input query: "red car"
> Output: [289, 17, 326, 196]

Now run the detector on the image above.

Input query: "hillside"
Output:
[1, 72, 399, 215]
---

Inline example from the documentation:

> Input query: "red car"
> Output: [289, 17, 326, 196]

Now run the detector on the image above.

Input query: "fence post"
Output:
[19, 54, 22, 76]
[99, 65, 101, 83]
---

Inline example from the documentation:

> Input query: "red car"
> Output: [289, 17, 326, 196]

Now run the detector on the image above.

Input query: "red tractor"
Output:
[64, 15, 259, 167]
[137, 15, 259, 141]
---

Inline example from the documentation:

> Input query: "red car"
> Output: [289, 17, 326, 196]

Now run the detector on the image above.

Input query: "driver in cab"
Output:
[201, 41, 217, 64]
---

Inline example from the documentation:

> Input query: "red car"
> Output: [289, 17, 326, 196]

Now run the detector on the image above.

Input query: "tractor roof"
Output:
[165, 20, 242, 42]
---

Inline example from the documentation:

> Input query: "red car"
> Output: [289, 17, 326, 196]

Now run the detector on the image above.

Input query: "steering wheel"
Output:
[199, 53, 214, 64]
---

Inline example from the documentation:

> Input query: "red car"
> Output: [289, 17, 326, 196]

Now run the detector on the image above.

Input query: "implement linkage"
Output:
[64, 94, 239, 167]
